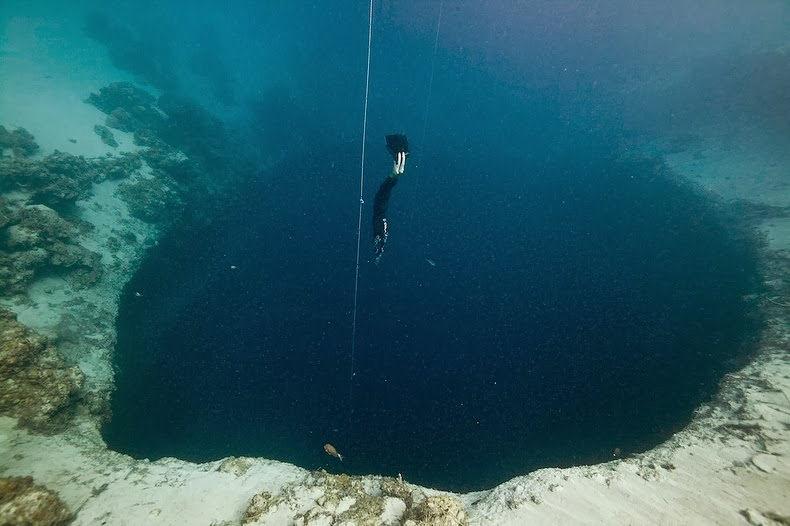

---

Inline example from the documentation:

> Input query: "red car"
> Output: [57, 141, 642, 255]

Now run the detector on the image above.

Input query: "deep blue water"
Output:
[98, 1, 769, 491]
[106, 138, 759, 491]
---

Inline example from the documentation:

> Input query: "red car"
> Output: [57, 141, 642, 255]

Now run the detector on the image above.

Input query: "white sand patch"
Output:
[0, 417, 308, 526]
[3, 275, 72, 331]
[465, 347, 790, 524]
[0, 2, 149, 156]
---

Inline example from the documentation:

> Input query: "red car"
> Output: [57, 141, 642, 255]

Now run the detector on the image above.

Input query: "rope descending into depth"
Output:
[349, 0, 374, 435]
[420, 0, 444, 148]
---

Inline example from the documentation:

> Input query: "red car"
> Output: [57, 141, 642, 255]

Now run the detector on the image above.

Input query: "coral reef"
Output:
[87, 82, 164, 134]
[0, 149, 140, 210]
[93, 124, 118, 148]
[0, 204, 102, 295]
[0, 127, 152, 296]
[0, 308, 83, 433]
[216, 456, 254, 477]
[242, 471, 466, 526]
[0, 476, 74, 526]
[0, 126, 39, 158]
[93, 151, 143, 180]
[406, 495, 468, 526]
[117, 174, 183, 223]
[139, 145, 200, 182]
[87, 82, 233, 185]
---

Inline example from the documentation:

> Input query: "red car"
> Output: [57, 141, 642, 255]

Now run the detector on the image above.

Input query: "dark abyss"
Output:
[105, 137, 760, 491]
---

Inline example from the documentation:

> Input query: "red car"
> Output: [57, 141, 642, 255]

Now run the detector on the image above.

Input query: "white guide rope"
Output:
[349, 0, 374, 426]
[420, 0, 444, 147]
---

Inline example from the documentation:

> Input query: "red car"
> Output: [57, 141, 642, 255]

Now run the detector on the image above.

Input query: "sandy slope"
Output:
[0, 8, 788, 526]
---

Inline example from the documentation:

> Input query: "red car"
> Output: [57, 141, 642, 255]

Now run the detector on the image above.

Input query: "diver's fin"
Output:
[385, 134, 409, 161]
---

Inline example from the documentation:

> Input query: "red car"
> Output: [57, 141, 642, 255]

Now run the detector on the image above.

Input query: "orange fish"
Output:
[323, 443, 343, 461]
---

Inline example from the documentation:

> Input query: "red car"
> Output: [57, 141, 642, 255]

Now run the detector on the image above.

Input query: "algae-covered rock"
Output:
[0, 151, 95, 208]
[0, 146, 141, 210]
[93, 151, 142, 180]
[0, 308, 84, 434]
[0, 197, 12, 230]
[0, 476, 74, 525]
[0, 126, 39, 158]
[93, 124, 118, 148]
[105, 107, 140, 133]
[140, 145, 199, 181]
[32, 152, 97, 207]
[242, 471, 417, 526]
[405, 495, 468, 526]
[87, 82, 165, 135]
[0, 204, 102, 295]
[117, 174, 182, 223]
[380, 475, 415, 509]
[217, 456, 254, 477]
[87, 82, 159, 121]
[242, 491, 277, 524]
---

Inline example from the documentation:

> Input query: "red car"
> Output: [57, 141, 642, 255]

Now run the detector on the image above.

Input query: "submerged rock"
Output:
[93, 151, 143, 180]
[86, 82, 162, 131]
[0, 308, 84, 434]
[242, 471, 465, 526]
[0, 146, 142, 207]
[406, 495, 468, 526]
[0, 204, 102, 295]
[93, 124, 118, 148]
[0, 126, 39, 158]
[140, 145, 199, 182]
[0, 476, 74, 525]
[2, 151, 93, 208]
[117, 174, 183, 223]
[217, 456, 254, 477]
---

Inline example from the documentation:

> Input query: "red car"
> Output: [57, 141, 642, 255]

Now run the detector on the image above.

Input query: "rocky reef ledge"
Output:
[1, 80, 788, 525]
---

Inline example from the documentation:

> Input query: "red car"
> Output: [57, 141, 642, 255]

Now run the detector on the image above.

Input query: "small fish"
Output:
[323, 443, 343, 461]
[426, 258, 436, 267]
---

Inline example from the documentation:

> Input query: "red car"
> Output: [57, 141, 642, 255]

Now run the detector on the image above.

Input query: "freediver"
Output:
[372, 134, 409, 263]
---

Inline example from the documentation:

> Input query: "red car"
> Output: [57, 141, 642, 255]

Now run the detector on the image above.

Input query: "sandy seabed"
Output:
[1, 8, 788, 526]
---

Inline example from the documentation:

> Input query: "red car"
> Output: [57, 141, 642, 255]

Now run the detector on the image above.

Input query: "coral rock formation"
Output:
[86, 82, 163, 133]
[117, 174, 183, 223]
[0, 476, 74, 526]
[242, 471, 467, 526]
[0, 149, 139, 210]
[406, 495, 468, 526]
[93, 124, 118, 148]
[0, 204, 102, 295]
[0, 126, 39, 158]
[0, 308, 83, 433]
[0, 127, 151, 295]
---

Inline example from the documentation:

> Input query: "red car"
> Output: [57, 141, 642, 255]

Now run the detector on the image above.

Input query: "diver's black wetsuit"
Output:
[373, 133, 408, 263]
[372, 176, 398, 263]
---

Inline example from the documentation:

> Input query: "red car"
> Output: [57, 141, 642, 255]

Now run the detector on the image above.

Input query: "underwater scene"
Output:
[1, 1, 788, 524]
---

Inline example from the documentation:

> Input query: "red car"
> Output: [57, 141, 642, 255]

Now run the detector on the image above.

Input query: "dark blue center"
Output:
[105, 139, 759, 491]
